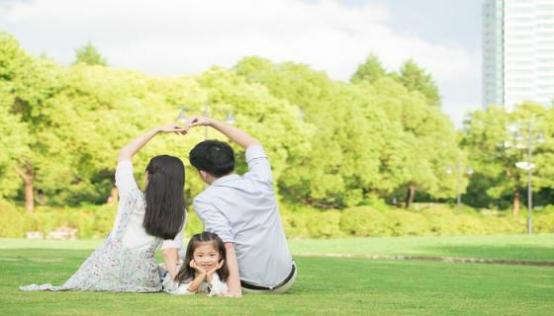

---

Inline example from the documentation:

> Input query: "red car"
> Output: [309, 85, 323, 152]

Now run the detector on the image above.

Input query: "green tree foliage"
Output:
[0, 33, 468, 216]
[8, 31, 554, 238]
[0, 32, 67, 211]
[350, 54, 387, 84]
[235, 57, 386, 207]
[0, 90, 30, 199]
[462, 103, 554, 214]
[235, 57, 461, 208]
[395, 59, 441, 107]
[369, 77, 463, 207]
[73, 42, 108, 66]
[0, 35, 31, 199]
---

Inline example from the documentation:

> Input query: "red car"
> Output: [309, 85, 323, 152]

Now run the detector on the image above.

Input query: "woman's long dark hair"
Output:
[175, 232, 229, 283]
[143, 155, 185, 240]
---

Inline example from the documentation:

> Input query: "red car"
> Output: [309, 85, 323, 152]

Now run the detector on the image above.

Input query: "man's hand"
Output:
[224, 242, 242, 297]
[186, 116, 258, 149]
[188, 116, 212, 127]
[225, 291, 242, 298]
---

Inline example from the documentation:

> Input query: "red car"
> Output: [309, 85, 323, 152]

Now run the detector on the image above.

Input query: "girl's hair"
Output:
[143, 155, 185, 240]
[175, 232, 229, 283]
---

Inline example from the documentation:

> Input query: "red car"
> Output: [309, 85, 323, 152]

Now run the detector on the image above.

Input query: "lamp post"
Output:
[509, 118, 544, 234]
[446, 162, 473, 208]
[202, 101, 209, 139]
[176, 106, 188, 125]
[225, 113, 236, 125]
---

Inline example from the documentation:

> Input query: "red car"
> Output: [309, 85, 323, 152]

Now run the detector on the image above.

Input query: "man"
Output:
[185, 116, 296, 297]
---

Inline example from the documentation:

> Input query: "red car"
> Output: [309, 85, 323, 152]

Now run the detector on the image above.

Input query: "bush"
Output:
[1, 199, 551, 239]
[535, 213, 554, 233]
[418, 204, 528, 236]
[306, 210, 342, 238]
[481, 215, 525, 235]
[281, 210, 311, 239]
[385, 210, 431, 236]
[339, 206, 387, 237]
[89, 204, 118, 237]
[67, 210, 96, 238]
[420, 206, 459, 235]
[361, 194, 391, 212]
[0, 200, 24, 237]
[453, 214, 488, 235]
[0, 202, 119, 239]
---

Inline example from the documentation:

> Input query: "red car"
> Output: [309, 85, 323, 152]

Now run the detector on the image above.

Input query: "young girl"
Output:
[21, 124, 188, 292]
[163, 232, 229, 296]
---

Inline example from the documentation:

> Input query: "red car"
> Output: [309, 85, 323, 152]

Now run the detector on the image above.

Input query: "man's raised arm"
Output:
[189, 116, 260, 149]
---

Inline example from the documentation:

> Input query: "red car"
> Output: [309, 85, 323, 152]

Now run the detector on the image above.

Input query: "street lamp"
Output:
[202, 101, 210, 139]
[176, 106, 188, 125]
[507, 118, 545, 234]
[225, 113, 236, 125]
[446, 161, 473, 208]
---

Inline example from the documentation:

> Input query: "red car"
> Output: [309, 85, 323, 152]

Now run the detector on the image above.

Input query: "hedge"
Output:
[1, 200, 553, 239]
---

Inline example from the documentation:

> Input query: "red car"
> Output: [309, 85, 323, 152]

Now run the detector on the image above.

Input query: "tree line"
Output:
[1, 32, 553, 214]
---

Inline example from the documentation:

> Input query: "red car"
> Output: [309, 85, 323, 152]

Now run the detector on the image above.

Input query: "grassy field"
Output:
[1, 234, 553, 315]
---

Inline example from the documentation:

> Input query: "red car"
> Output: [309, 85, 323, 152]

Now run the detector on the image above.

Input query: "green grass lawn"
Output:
[290, 234, 554, 261]
[1, 234, 554, 315]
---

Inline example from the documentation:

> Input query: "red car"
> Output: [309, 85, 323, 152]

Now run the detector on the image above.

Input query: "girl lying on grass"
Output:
[163, 232, 229, 296]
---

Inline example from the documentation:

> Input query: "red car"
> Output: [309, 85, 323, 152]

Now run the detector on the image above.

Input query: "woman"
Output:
[21, 124, 188, 292]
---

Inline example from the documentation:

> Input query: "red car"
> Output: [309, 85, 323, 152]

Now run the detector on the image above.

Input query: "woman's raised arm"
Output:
[118, 124, 188, 162]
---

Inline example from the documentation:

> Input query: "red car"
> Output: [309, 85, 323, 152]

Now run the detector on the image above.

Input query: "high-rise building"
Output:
[482, 0, 554, 108]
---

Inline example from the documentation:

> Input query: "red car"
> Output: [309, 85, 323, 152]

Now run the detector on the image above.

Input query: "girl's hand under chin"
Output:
[190, 259, 207, 277]
[206, 260, 225, 283]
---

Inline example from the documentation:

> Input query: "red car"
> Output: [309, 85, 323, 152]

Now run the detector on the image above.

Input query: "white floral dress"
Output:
[20, 160, 182, 292]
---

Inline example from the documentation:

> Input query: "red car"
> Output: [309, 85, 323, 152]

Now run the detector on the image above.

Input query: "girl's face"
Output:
[193, 242, 221, 271]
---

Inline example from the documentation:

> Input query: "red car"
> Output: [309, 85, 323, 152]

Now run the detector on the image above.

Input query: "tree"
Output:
[395, 59, 440, 107]
[195, 66, 313, 201]
[73, 42, 108, 66]
[235, 57, 375, 207]
[1, 33, 468, 215]
[0, 89, 31, 202]
[0, 32, 65, 211]
[0, 35, 30, 203]
[371, 77, 462, 208]
[350, 54, 387, 84]
[236, 57, 417, 207]
[234, 56, 462, 208]
[462, 103, 554, 215]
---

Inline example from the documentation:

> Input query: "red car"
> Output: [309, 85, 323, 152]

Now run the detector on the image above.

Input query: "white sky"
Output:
[0, 0, 483, 127]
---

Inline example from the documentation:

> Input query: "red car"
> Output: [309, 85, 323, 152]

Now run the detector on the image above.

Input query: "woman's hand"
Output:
[118, 124, 189, 162]
[156, 124, 189, 134]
